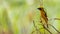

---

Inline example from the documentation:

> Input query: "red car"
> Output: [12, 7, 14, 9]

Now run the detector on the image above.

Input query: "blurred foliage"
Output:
[0, 0, 60, 34]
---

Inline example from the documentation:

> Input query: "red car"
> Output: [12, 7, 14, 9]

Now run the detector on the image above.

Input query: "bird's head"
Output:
[37, 7, 44, 11]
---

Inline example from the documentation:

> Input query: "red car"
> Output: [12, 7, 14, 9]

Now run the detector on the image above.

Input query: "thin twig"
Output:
[54, 18, 60, 20]
[49, 24, 60, 33]
[31, 20, 41, 34]
[39, 19, 52, 34]
[31, 18, 60, 34]
[42, 24, 52, 34]
[49, 18, 60, 21]
[37, 20, 52, 34]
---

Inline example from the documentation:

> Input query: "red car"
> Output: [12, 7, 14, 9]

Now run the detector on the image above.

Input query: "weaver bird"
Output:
[38, 7, 48, 28]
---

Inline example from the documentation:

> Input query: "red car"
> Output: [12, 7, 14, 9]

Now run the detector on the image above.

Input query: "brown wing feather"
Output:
[38, 7, 48, 28]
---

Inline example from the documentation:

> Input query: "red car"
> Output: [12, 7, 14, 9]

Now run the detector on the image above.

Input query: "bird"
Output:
[38, 7, 48, 28]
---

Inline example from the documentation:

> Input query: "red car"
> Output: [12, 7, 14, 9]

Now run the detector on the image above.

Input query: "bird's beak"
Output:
[37, 8, 41, 10]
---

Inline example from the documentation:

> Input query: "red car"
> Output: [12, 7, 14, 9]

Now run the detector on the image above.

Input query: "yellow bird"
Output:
[38, 7, 48, 28]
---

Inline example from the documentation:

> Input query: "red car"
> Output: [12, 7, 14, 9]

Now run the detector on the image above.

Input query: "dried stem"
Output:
[31, 21, 41, 34]
[41, 24, 52, 34]
[49, 18, 60, 33]
[53, 18, 60, 20]
[31, 20, 52, 34]
[31, 18, 60, 34]
[49, 18, 60, 21]
[49, 24, 60, 33]
[39, 19, 52, 34]
[33, 20, 41, 34]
